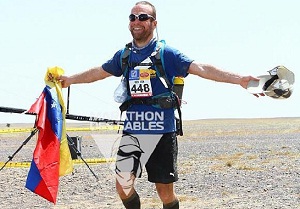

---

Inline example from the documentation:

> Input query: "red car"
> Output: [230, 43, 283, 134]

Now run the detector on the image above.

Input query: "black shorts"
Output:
[116, 132, 178, 184]
[145, 132, 178, 183]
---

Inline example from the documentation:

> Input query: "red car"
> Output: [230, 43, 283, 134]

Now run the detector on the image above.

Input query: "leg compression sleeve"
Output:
[163, 198, 179, 209]
[122, 191, 141, 209]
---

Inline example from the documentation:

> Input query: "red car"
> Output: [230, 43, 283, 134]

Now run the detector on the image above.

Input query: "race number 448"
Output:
[129, 69, 153, 97]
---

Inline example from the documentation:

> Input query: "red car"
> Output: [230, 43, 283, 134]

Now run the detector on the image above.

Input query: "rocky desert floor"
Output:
[0, 118, 299, 209]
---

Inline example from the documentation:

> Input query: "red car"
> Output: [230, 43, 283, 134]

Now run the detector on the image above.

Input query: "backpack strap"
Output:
[121, 42, 132, 77]
[152, 41, 183, 136]
[152, 41, 172, 90]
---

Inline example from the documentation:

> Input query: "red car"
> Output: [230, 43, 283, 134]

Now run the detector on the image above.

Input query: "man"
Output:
[59, 1, 260, 209]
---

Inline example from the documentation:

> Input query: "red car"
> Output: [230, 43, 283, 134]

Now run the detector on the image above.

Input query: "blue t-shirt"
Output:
[102, 40, 193, 134]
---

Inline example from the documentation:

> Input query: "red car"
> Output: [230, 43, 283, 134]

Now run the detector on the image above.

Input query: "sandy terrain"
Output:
[0, 118, 299, 209]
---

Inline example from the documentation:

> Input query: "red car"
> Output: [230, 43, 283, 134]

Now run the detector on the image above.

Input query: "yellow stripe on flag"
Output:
[46, 66, 73, 176]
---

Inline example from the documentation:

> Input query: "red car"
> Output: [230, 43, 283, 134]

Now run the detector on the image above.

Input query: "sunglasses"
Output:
[129, 13, 155, 22]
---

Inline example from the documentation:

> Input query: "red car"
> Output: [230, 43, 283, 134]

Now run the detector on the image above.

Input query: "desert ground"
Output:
[0, 118, 299, 209]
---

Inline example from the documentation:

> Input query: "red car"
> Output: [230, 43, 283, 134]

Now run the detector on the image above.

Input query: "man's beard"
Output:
[130, 27, 154, 43]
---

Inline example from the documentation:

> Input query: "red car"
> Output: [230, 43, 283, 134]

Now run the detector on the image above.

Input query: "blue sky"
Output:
[0, 0, 299, 124]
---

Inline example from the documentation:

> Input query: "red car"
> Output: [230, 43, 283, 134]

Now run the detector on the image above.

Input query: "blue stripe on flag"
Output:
[25, 160, 42, 191]
[44, 86, 63, 140]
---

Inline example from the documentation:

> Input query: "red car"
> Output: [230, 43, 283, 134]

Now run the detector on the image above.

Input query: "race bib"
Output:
[129, 68, 153, 98]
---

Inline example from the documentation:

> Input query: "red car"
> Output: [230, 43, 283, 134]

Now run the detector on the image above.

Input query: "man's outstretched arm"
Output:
[188, 62, 259, 89]
[59, 66, 112, 88]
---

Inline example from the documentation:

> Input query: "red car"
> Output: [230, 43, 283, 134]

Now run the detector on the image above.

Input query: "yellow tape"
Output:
[66, 125, 122, 132]
[0, 125, 122, 134]
[0, 158, 115, 168]
[0, 161, 31, 168]
[0, 128, 34, 134]
[73, 158, 115, 164]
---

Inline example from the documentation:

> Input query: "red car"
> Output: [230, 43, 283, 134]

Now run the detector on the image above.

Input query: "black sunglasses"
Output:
[129, 13, 155, 22]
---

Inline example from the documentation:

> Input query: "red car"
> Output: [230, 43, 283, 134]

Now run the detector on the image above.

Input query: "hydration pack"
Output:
[119, 40, 184, 136]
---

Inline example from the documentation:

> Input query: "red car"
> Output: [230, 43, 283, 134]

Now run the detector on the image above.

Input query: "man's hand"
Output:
[240, 76, 265, 97]
[58, 75, 72, 88]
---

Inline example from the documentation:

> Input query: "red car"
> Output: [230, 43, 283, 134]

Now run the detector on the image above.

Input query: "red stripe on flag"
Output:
[34, 176, 56, 203]
[26, 88, 61, 203]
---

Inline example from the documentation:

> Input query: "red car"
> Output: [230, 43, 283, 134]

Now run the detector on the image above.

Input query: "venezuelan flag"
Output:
[25, 67, 73, 203]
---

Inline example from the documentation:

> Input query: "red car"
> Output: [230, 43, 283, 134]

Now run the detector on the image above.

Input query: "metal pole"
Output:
[67, 87, 70, 115]
[66, 134, 99, 180]
[0, 106, 123, 124]
[0, 128, 38, 171]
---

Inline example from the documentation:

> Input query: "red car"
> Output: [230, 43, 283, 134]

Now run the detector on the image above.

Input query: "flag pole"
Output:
[67, 87, 70, 115]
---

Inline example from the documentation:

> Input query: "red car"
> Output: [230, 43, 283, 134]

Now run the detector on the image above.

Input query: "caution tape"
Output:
[0, 125, 122, 134]
[73, 158, 115, 164]
[66, 126, 122, 132]
[0, 161, 31, 168]
[0, 158, 116, 168]
[0, 128, 34, 134]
